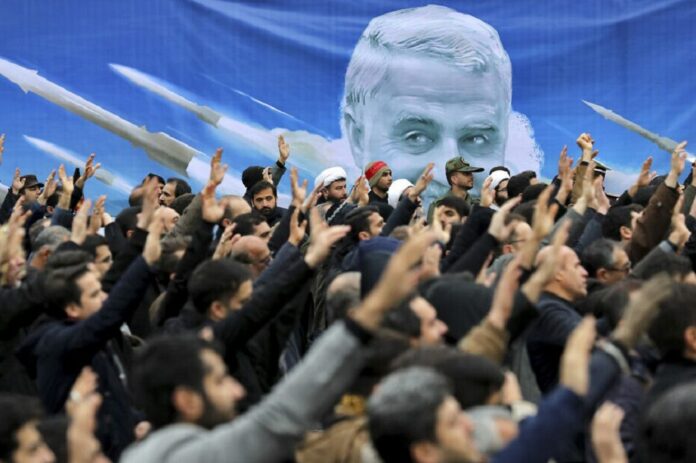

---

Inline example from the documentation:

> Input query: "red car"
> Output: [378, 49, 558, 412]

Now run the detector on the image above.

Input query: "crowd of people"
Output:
[1, 130, 696, 463]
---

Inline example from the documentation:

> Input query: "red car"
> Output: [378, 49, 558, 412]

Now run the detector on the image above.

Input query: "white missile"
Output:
[109, 64, 221, 127]
[583, 100, 694, 161]
[23, 135, 135, 194]
[0, 57, 245, 194]
[110, 63, 345, 174]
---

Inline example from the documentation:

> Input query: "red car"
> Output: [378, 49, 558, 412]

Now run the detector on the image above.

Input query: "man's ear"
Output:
[64, 303, 81, 319]
[411, 441, 440, 463]
[358, 230, 371, 241]
[343, 108, 365, 167]
[619, 225, 632, 241]
[209, 301, 227, 321]
[684, 326, 696, 355]
[221, 218, 232, 228]
[596, 268, 609, 283]
[172, 386, 204, 423]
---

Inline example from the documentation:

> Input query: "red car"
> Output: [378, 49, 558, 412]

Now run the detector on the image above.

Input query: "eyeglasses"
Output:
[607, 262, 631, 273]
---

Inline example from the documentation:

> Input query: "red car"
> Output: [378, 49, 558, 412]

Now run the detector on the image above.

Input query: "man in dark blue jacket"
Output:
[526, 245, 588, 393]
[18, 182, 163, 461]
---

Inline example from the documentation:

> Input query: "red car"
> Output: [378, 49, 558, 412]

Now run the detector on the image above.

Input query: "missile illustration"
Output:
[23, 135, 135, 194]
[109, 64, 221, 127]
[583, 100, 693, 160]
[0, 57, 245, 194]
[109, 63, 346, 175]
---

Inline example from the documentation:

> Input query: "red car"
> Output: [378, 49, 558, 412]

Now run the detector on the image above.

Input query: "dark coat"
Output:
[18, 256, 154, 461]
[527, 292, 582, 393]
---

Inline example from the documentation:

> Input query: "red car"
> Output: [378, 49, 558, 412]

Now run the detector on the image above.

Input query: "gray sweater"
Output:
[120, 321, 366, 463]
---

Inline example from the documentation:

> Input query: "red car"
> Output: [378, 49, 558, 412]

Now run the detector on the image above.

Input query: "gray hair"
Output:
[34, 226, 70, 252]
[342, 5, 512, 110]
[368, 366, 451, 463]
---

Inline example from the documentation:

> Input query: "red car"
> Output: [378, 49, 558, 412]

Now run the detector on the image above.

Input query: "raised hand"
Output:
[487, 255, 523, 330]
[66, 367, 98, 415]
[523, 219, 570, 302]
[480, 176, 495, 208]
[303, 207, 350, 269]
[142, 208, 165, 266]
[137, 177, 159, 229]
[11, 168, 24, 195]
[57, 164, 74, 210]
[532, 185, 558, 241]
[89, 195, 106, 235]
[560, 315, 596, 396]
[352, 230, 439, 330]
[209, 148, 228, 186]
[408, 163, 435, 201]
[262, 167, 274, 185]
[556, 146, 574, 205]
[278, 135, 290, 165]
[666, 141, 688, 188]
[488, 196, 522, 242]
[591, 403, 628, 463]
[76, 153, 101, 189]
[212, 224, 241, 260]
[612, 274, 673, 349]
[431, 205, 452, 244]
[350, 175, 369, 206]
[37, 169, 57, 205]
[71, 199, 92, 245]
[576, 133, 598, 162]
[290, 167, 308, 208]
[201, 181, 225, 224]
[628, 156, 656, 198]
[67, 368, 104, 463]
[288, 207, 308, 246]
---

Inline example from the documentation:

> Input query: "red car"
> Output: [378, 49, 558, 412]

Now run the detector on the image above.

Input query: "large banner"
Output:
[2, 0, 695, 209]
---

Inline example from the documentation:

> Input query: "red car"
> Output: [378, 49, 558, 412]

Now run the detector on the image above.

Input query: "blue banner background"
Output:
[2, 0, 695, 208]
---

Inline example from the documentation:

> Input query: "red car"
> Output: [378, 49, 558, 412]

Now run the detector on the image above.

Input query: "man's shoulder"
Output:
[121, 424, 206, 463]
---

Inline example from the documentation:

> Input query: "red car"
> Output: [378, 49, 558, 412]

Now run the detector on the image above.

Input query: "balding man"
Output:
[526, 245, 588, 393]
[230, 236, 272, 279]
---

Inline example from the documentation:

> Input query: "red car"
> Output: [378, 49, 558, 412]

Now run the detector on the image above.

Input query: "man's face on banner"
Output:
[347, 55, 508, 195]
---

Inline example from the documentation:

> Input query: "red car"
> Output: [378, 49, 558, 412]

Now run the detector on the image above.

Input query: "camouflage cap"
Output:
[445, 156, 484, 174]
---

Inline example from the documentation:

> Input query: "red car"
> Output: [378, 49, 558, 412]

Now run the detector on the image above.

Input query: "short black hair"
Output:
[637, 382, 696, 463]
[634, 252, 692, 281]
[115, 206, 141, 236]
[521, 183, 548, 203]
[166, 178, 192, 198]
[581, 238, 621, 278]
[392, 346, 505, 409]
[381, 298, 421, 339]
[170, 193, 195, 215]
[507, 171, 536, 199]
[249, 180, 277, 200]
[188, 259, 251, 315]
[82, 234, 108, 258]
[648, 282, 696, 356]
[602, 205, 643, 241]
[343, 205, 380, 241]
[42, 263, 92, 318]
[0, 394, 44, 461]
[436, 195, 470, 218]
[231, 212, 268, 236]
[132, 335, 217, 429]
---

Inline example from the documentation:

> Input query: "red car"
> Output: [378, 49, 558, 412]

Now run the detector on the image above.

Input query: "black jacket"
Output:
[0, 269, 46, 395]
[526, 292, 582, 393]
[18, 256, 154, 461]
